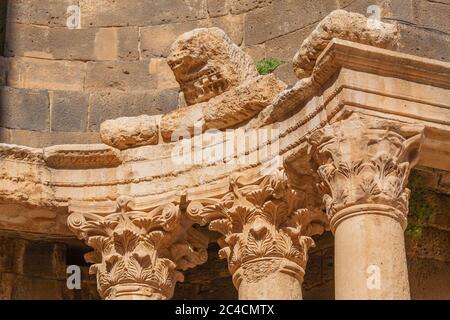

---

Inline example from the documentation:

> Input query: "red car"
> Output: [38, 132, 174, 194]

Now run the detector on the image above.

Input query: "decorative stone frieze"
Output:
[68, 195, 208, 300]
[187, 168, 328, 299]
[308, 113, 425, 231]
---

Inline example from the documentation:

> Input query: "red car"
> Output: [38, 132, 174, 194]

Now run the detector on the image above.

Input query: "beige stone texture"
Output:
[68, 195, 208, 299]
[0, 6, 449, 300]
[78, 0, 208, 27]
[167, 27, 259, 106]
[160, 74, 285, 142]
[85, 61, 157, 92]
[292, 9, 400, 79]
[5, 23, 139, 61]
[308, 114, 425, 299]
[148, 58, 179, 90]
[100, 115, 161, 150]
[6, 57, 85, 91]
[186, 169, 328, 299]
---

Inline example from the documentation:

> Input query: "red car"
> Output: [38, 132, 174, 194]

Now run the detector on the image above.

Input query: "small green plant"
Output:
[405, 171, 435, 239]
[256, 58, 285, 75]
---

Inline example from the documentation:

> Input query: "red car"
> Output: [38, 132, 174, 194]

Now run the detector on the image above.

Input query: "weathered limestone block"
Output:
[398, 23, 450, 62]
[167, 27, 259, 106]
[206, 0, 229, 17]
[244, 0, 337, 46]
[79, 0, 208, 27]
[68, 196, 208, 300]
[389, 0, 450, 35]
[140, 16, 244, 59]
[50, 91, 89, 132]
[187, 169, 328, 299]
[85, 61, 156, 92]
[140, 21, 200, 59]
[229, 0, 274, 15]
[148, 58, 179, 90]
[7, 56, 85, 91]
[292, 9, 400, 79]
[308, 113, 424, 227]
[99, 27, 285, 148]
[7, 0, 78, 27]
[8, 130, 101, 148]
[100, 115, 160, 150]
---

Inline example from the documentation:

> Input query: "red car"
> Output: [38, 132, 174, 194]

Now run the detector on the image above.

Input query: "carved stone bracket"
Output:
[308, 113, 425, 232]
[68, 195, 208, 300]
[186, 168, 328, 293]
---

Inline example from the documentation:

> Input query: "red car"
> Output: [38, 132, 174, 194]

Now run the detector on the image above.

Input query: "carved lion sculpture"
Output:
[100, 27, 285, 149]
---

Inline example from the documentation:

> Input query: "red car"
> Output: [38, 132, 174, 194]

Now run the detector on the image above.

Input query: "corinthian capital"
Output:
[308, 113, 425, 230]
[187, 168, 328, 289]
[67, 195, 208, 300]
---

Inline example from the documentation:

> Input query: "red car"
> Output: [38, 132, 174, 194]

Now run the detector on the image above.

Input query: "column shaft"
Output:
[334, 206, 410, 299]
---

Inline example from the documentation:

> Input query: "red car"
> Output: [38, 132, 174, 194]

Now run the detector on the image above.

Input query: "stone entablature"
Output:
[0, 10, 449, 300]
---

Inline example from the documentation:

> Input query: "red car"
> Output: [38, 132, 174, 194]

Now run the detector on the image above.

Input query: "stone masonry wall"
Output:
[0, 0, 449, 147]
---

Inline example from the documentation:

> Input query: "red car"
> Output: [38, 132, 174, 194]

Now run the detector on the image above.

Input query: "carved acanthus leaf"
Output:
[308, 113, 425, 223]
[186, 168, 328, 286]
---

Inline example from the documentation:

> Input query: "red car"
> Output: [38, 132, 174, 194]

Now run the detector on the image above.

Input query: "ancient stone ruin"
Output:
[0, 2, 449, 300]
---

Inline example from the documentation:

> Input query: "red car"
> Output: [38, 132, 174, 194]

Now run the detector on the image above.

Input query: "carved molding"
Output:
[186, 168, 328, 289]
[308, 113, 425, 231]
[68, 196, 208, 300]
[44, 144, 122, 169]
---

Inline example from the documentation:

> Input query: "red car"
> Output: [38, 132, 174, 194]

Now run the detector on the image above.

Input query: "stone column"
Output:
[67, 195, 208, 300]
[187, 168, 328, 300]
[308, 113, 424, 300]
